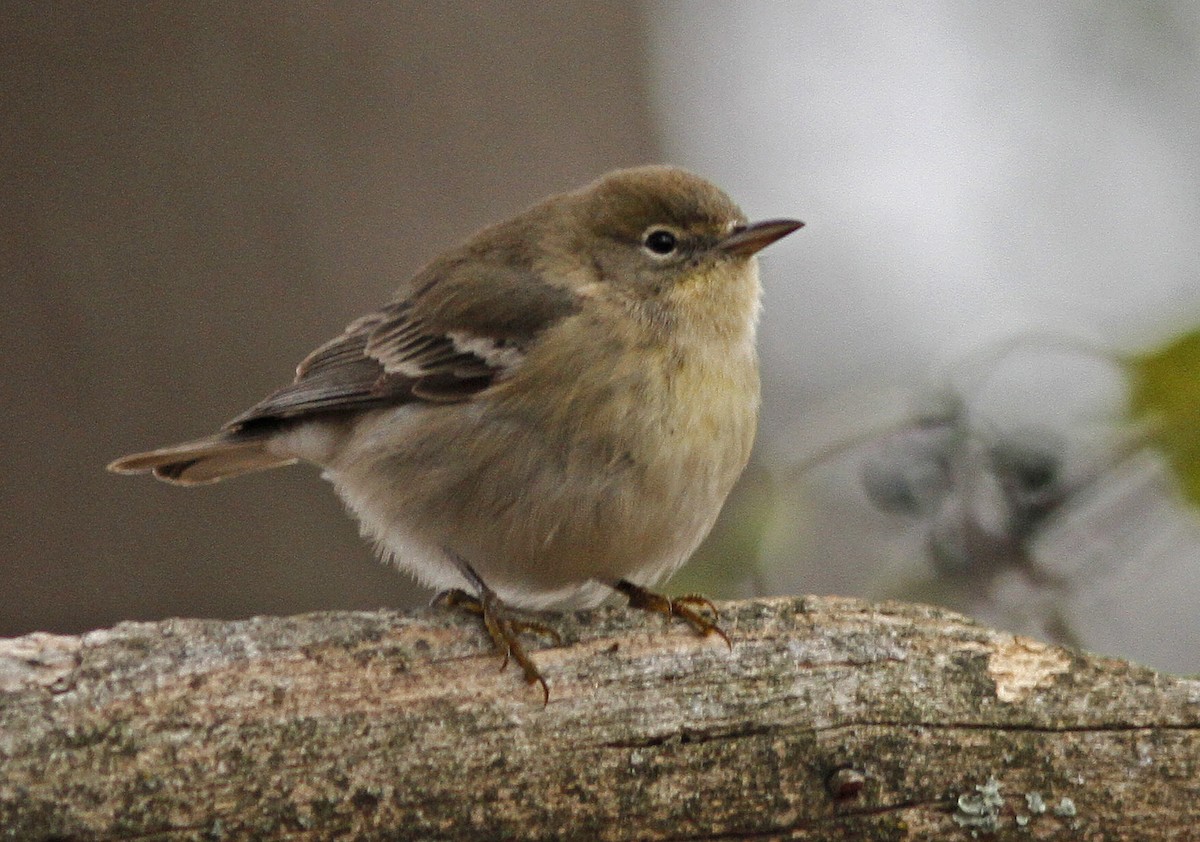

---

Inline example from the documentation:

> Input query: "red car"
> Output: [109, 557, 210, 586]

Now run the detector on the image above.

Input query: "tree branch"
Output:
[1, 596, 1196, 840]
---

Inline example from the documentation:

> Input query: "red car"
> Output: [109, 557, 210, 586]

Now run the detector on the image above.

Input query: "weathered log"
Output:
[1, 595, 1196, 840]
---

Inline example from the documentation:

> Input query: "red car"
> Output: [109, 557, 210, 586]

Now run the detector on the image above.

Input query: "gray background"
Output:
[4, 3, 657, 634]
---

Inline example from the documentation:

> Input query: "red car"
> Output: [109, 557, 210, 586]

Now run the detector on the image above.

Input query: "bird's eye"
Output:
[642, 228, 679, 256]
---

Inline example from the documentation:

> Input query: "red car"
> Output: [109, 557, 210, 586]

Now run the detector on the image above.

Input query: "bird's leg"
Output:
[611, 579, 732, 649]
[433, 554, 561, 704]
[432, 589, 562, 652]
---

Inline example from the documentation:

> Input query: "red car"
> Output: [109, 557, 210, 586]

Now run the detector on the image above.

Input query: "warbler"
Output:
[109, 166, 802, 699]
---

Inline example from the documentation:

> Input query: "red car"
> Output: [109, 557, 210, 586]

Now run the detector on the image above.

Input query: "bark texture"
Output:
[1, 595, 1197, 841]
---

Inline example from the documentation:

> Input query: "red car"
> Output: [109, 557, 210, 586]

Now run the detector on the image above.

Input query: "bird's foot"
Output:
[433, 587, 561, 704]
[613, 579, 732, 649]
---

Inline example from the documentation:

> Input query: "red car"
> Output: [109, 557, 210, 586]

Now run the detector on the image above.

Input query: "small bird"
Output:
[109, 166, 802, 699]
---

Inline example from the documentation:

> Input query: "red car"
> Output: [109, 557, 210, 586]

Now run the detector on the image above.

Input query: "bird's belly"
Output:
[321, 390, 752, 608]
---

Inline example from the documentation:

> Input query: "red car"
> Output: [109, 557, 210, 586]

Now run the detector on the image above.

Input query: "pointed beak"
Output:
[719, 218, 804, 257]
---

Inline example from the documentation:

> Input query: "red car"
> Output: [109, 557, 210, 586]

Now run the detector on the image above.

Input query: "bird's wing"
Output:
[224, 259, 579, 431]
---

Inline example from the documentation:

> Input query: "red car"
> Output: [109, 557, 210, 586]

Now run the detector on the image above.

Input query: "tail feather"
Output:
[107, 433, 296, 486]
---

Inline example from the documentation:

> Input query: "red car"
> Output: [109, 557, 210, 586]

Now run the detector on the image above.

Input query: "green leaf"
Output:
[1127, 327, 1200, 506]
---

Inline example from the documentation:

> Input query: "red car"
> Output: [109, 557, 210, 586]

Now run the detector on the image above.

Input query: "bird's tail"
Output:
[107, 432, 296, 486]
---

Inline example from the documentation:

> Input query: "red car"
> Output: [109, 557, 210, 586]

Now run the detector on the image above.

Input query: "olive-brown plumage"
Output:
[110, 166, 802, 697]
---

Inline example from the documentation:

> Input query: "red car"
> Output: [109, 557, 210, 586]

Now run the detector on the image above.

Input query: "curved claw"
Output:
[508, 618, 563, 646]
[437, 585, 557, 705]
[669, 594, 732, 650]
[674, 593, 719, 614]
[614, 580, 733, 649]
[431, 588, 479, 611]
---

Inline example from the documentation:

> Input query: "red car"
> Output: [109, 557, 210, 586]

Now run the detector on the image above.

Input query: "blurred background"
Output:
[5, 3, 1199, 674]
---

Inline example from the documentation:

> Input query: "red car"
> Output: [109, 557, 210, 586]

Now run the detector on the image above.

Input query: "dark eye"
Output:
[643, 228, 678, 256]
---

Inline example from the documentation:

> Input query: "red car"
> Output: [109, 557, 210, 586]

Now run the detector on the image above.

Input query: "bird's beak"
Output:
[719, 219, 804, 257]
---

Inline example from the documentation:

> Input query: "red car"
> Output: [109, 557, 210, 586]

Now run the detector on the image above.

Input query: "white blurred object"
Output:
[646, 2, 1200, 419]
[1026, 448, 1200, 671]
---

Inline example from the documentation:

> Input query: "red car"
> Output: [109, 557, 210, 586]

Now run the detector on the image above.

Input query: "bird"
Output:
[109, 165, 803, 700]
